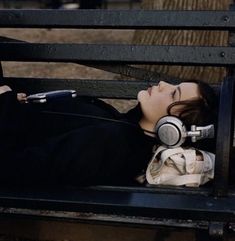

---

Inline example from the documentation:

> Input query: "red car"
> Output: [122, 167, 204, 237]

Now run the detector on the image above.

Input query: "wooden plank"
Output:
[0, 186, 234, 222]
[0, 43, 234, 66]
[0, 10, 234, 30]
[4, 77, 150, 99]
[4, 77, 220, 99]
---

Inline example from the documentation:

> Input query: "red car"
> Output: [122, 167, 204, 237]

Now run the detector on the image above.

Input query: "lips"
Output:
[147, 87, 152, 95]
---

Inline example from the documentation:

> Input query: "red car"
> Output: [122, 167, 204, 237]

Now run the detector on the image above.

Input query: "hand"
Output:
[0, 85, 12, 95]
[17, 93, 27, 103]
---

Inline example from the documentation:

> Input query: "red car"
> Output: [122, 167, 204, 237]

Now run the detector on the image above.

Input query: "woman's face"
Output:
[137, 81, 200, 124]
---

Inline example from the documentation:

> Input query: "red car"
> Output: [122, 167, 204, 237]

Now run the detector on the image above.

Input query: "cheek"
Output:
[138, 92, 172, 121]
[151, 95, 171, 116]
[140, 97, 164, 122]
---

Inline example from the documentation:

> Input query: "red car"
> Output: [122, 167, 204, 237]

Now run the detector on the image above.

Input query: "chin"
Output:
[137, 90, 148, 101]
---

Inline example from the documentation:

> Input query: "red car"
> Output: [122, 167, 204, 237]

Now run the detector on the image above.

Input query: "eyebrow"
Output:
[177, 86, 181, 101]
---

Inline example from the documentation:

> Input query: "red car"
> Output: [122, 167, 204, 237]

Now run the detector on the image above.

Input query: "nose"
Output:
[158, 81, 174, 91]
[158, 81, 170, 91]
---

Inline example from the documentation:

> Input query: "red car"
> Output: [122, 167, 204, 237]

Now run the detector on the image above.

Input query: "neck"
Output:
[139, 117, 156, 137]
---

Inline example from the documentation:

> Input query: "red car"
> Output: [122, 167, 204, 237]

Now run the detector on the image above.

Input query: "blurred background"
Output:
[0, 0, 141, 9]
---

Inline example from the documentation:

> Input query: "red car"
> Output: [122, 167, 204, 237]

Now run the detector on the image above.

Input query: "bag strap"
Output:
[148, 146, 184, 170]
[159, 173, 203, 186]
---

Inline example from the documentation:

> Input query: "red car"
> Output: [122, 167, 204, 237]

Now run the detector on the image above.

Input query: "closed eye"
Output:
[171, 86, 181, 101]
[171, 89, 176, 99]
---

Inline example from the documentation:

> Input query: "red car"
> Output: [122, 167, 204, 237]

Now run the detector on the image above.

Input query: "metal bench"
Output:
[0, 8, 234, 241]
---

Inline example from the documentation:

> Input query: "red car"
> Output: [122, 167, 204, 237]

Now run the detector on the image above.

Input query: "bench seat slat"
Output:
[0, 207, 210, 229]
[0, 43, 234, 66]
[5, 77, 150, 99]
[0, 186, 234, 222]
[0, 10, 234, 30]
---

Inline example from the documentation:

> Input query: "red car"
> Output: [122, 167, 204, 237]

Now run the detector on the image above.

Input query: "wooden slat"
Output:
[0, 186, 234, 222]
[4, 77, 220, 99]
[0, 207, 210, 229]
[0, 10, 234, 30]
[0, 43, 234, 66]
[4, 77, 153, 99]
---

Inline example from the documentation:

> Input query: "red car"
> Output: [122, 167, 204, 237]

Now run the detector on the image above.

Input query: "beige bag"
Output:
[146, 146, 215, 187]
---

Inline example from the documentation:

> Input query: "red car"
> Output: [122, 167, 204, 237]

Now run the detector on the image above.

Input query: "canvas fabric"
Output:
[146, 146, 215, 187]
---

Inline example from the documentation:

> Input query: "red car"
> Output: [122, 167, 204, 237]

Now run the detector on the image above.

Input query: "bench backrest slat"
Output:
[0, 10, 234, 30]
[5, 77, 221, 99]
[0, 43, 233, 66]
[5, 77, 150, 99]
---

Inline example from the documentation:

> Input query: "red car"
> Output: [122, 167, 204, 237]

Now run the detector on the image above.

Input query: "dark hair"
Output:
[167, 80, 218, 127]
[167, 80, 219, 151]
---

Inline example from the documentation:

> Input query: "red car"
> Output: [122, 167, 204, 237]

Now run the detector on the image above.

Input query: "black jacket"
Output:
[0, 91, 156, 186]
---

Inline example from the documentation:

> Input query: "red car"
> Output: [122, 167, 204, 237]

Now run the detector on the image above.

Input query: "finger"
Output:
[17, 93, 26, 98]
[17, 93, 27, 101]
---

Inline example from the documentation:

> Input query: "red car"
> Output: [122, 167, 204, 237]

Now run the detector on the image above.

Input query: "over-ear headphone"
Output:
[155, 116, 214, 148]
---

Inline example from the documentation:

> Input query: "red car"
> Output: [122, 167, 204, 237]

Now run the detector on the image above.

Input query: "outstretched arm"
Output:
[0, 85, 27, 102]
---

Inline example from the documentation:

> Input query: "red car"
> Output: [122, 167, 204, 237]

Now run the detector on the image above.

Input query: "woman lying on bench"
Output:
[0, 80, 218, 186]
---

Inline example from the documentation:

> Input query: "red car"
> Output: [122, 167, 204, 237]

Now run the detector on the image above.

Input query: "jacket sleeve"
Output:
[0, 90, 18, 118]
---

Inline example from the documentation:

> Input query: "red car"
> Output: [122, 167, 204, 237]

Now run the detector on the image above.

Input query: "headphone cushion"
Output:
[155, 116, 187, 148]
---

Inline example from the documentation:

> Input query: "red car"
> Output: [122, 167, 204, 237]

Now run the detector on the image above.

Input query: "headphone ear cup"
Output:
[155, 116, 187, 148]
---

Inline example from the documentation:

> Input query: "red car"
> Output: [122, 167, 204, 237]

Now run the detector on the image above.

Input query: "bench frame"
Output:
[0, 8, 234, 241]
